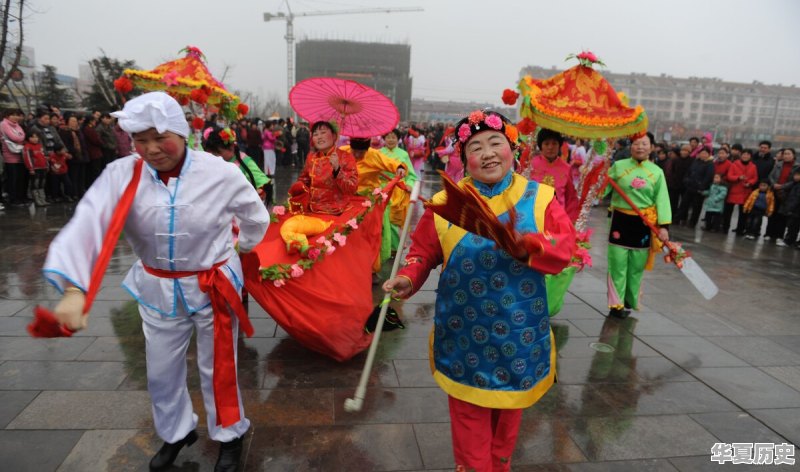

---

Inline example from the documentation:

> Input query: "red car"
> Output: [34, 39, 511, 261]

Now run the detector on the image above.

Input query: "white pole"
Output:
[344, 180, 422, 412]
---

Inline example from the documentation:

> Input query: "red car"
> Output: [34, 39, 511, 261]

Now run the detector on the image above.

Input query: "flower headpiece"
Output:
[454, 110, 519, 147]
[218, 127, 236, 146]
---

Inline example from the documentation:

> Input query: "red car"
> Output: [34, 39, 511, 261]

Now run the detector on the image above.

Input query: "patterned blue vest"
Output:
[433, 180, 552, 393]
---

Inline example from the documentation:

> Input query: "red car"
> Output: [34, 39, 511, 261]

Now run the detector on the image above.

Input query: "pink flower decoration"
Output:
[203, 127, 213, 140]
[346, 218, 358, 229]
[372, 187, 382, 195]
[380, 192, 389, 202]
[290, 264, 304, 278]
[468, 110, 485, 125]
[163, 71, 180, 87]
[332, 232, 347, 246]
[457, 124, 472, 142]
[577, 51, 598, 62]
[612, 231, 621, 240]
[273, 278, 286, 287]
[631, 177, 647, 189]
[272, 205, 286, 216]
[316, 236, 327, 245]
[484, 114, 502, 130]
[307, 247, 321, 260]
[361, 200, 372, 208]
[325, 244, 336, 255]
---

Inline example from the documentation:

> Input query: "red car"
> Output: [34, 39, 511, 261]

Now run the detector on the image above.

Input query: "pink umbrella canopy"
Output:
[289, 77, 400, 137]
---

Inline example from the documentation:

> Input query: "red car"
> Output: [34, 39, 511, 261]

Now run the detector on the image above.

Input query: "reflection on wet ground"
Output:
[1, 169, 799, 470]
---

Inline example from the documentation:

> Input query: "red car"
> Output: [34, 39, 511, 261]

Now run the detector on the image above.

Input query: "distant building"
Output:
[410, 98, 516, 124]
[521, 65, 800, 148]
[295, 39, 412, 120]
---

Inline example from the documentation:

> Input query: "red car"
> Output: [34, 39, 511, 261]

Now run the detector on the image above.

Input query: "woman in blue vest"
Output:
[383, 110, 576, 471]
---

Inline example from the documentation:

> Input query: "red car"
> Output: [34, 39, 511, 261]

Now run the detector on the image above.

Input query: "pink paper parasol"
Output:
[289, 77, 399, 137]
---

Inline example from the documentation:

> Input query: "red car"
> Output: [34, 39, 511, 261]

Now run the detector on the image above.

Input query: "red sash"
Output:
[143, 261, 253, 428]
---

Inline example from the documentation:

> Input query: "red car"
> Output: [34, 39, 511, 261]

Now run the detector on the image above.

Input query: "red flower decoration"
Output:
[176, 96, 190, 106]
[502, 89, 519, 106]
[468, 110, 486, 125]
[516, 118, 536, 136]
[189, 89, 209, 105]
[113, 77, 133, 95]
[191, 116, 205, 130]
[237, 103, 249, 116]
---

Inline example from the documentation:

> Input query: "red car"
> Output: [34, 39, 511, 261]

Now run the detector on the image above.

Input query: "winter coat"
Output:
[23, 142, 48, 171]
[752, 153, 774, 181]
[1, 117, 25, 164]
[703, 184, 728, 213]
[49, 151, 70, 175]
[726, 159, 758, 205]
[81, 125, 104, 161]
[28, 122, 64, 154]
[96, 123, 118, 154]
[114, 125, 132, 158]
[683, 158, 715, 192]
[714, 159, 731, 178]
[59, 127, 86, 163]
[666, 156, 693, 191]
[779, 181, 800, 216]
[744, 189, 775, 216]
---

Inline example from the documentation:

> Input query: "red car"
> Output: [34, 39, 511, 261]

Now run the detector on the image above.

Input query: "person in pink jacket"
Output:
[1, 108, 27, 206]
[725, 149, 759, 235]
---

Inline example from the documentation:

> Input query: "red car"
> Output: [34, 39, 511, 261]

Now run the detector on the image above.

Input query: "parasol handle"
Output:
[344, 181, 422, 413]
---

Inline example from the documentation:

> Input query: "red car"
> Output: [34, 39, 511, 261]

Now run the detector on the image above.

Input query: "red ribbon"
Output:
[143, 261, 253, 428]
[29, 158, 145, 338]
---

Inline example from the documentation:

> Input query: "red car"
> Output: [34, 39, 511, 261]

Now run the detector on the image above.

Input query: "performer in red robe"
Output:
[290, 121, 358, 215]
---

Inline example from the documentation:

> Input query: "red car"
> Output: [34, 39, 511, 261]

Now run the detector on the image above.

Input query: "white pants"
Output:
[263, 149, 276, 175]
[140, 303, 250, 443]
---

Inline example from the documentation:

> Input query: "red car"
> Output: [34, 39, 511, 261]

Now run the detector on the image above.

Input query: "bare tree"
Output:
[0, 0, 25, 93]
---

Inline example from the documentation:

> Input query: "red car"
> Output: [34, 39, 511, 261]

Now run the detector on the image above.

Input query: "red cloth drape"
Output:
[242, 195, 388, 361]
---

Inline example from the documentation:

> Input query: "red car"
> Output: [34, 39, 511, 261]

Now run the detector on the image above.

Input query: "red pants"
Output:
[449, 396, 523, 472]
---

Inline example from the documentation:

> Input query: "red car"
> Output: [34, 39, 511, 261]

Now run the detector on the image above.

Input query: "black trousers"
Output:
[49, 173, 73, 198]
[784, 215, 800, 244]
[4, 162, 28, 203]
[745, 209, 765, 236]
[730, 204, 748, 234]
[668, 187, 682, 217]
[69, 161, 87, 197]
[705, 211, 722, 231]
[678, 189, 705, 226]
[765, 212, 787, 239]
[87, 159, 105, 188]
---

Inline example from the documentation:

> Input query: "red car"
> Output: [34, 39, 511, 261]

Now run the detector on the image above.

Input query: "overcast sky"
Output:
[20, 0, 800, 106]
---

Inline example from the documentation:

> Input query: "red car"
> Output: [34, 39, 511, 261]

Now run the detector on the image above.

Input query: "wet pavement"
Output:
[1, 167, 800, 471]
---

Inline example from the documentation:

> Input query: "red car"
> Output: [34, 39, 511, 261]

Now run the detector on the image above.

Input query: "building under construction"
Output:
[295, 39, 412, 121]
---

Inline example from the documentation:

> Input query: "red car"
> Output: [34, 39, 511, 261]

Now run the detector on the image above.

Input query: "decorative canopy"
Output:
[115, 46, 248, 122]
[510, 51, 647, 140]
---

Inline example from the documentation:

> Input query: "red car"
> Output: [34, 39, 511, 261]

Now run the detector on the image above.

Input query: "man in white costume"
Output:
[42, 92, 270, 472]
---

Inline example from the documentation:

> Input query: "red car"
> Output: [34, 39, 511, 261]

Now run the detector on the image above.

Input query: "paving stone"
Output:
[0, 361, 128, 390]
[692, 367, 800, 409]
[0, 430, 83, 472]
[7, 391, 152, 429]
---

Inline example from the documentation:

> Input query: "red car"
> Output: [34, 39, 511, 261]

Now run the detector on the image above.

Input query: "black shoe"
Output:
[215, 436, 244, 472]
[608, 308, 630, 319]
[149, 430, 198, 471]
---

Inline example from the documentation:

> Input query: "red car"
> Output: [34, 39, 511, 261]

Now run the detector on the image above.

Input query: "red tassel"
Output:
[28, 306, 74, 338]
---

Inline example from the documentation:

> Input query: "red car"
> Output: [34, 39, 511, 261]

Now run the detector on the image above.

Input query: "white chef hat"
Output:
[112, 91, 189, 138]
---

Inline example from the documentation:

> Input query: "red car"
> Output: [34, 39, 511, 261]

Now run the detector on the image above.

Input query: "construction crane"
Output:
[264, 1, 423, 101]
